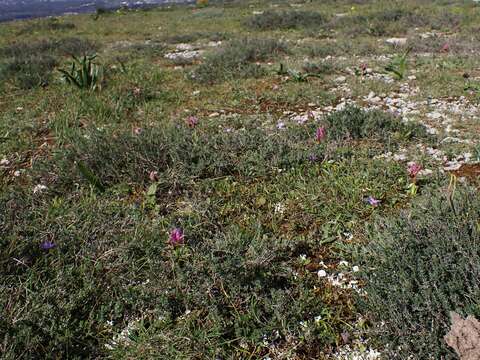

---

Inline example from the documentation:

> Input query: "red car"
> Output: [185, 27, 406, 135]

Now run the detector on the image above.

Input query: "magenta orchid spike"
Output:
[169, 228, 184, 246]
[407, 162, 422, 178]
[316, 126, 326, 142]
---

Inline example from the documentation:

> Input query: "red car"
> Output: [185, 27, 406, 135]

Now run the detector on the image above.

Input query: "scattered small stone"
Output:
[318, 270, 327, 278]
[33, 184, 47, 194]
[385, 37, 407, 46]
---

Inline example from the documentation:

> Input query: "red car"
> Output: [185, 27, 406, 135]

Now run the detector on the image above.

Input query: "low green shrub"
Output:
[17, 18, 76, 34]
[0, 38, 97, 58]
[162, 31, 228, 44]
[321, 105, 428, 143]
[357, 187, 480, 358]
[0, 38, 98, 89]
[192, 38, 288, 83]
[55, 118, 319, 189]
[246, 10, 325, 31]
[329, 7, 463, 37]
[0, 55, 57, 88]
[302, 61, 337, 76]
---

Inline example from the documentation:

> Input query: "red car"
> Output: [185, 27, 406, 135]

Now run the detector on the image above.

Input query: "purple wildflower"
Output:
[315, 126, 326, 142]
[407, 162, 422, 178]
[40, 241, 56, 251]
[186, 116, 199, 128]
[308, 153, 319, 162]
[169, 228, 184, 246]
[367, 196, 381, 207]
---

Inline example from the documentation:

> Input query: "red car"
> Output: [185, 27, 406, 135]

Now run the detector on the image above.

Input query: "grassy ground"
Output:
[1, 0, 480, 358]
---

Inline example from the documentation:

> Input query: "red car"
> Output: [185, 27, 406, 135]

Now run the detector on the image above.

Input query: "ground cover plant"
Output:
[357, 187, 480, 359]
[192, 37, 288, 83]
[0, 37, 97, 89]
[1, 0, 480, 359]
[246, 10, 326, 31]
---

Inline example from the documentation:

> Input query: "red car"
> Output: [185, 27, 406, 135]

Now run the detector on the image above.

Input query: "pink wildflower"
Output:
[316, 126, 326, 142]
[186, 116, 199, 127]
[407, 162, 422, 178]
[169, 228, 184, 246]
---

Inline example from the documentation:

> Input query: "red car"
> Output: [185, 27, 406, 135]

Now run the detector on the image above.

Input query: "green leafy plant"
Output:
[276, 63, 322, 82]
[384, 48, 410, 80]
[77, 160, 105, 192]
[59, 54, 103, 90]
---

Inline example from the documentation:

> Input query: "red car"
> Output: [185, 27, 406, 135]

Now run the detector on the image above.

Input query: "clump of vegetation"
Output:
[0, 54, 57, 88]
[17, 18, 75, 34]
[0, 38, 97, 89]
[162, 31, 228, 44]
[56, 118, 320, 189]
[304, 42, 341, 58]
[277, 63, 322, 82]
[192, 38, 288, 83]
[384, 49, 410, 80]
[0, 38, 97, 58]
[59, 55, 103, 91]
[328, 9, 404, 37]
[322, 105, 427, 143]
[302, 61, 337, 76]
[246, 10, 326, 31]
[357, 187, 480, 358]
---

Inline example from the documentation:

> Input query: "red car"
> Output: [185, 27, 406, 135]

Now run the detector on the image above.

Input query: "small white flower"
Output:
[318, 270, 327, 278]
[13, 170, 21, 177]
[299, 254, 307, 261]
[33, 184, 47, 194]
[274, 202, 286, 215]
[0, 158, 9, 166]
[314, 315, 322, 323]
[352, 265, 360, 272]
[276, 121, 286, 130]
[339, 260, 349, 267]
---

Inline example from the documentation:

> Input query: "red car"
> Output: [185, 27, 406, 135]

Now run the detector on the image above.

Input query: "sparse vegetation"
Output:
[246, 10, 326, 31]
[0, 37, 98, 89]
[17, 18, 76, 34]
[192, 38, 288, 83]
